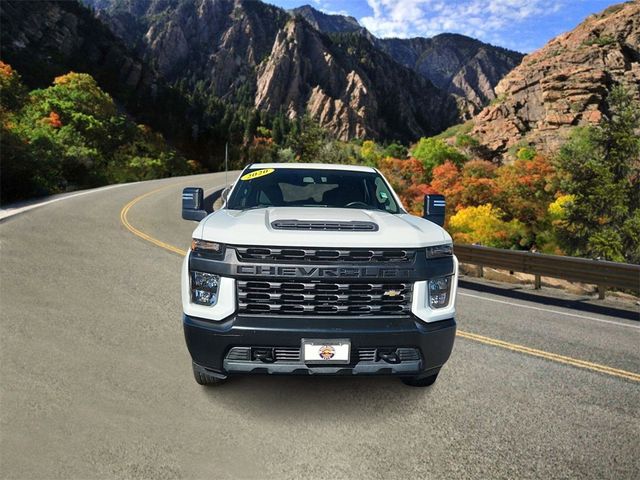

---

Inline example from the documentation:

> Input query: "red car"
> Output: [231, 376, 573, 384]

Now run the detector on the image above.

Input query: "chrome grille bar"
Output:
[237, 281, 412, 316]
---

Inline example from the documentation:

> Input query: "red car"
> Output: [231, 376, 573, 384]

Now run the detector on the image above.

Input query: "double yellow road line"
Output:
[120, 185, 188, 256]
[120, 182, 640, 383]
[457, 331, 640, 382]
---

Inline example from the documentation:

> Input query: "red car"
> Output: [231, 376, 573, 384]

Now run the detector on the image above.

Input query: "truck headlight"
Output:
[191, 239, 225, 259]
[191, 271, 220, 306]
[428, 276, 452, 309]
[425, 244, 453, 258]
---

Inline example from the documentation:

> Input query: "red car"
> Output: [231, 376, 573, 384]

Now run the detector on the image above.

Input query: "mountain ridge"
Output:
[291, 4, 524, 115]
[82, 0, 461, 141]
[467, 1, 640, 160]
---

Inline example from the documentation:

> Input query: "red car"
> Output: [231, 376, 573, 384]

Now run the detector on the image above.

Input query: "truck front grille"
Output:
[237, 281, 412, 316]
[234, 246, 415, 263]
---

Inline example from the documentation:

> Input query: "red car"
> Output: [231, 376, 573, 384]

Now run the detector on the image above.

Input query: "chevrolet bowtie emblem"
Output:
[384, 290, 402, 297]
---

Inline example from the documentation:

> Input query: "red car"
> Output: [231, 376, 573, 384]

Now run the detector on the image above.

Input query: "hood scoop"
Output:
[271, 219, 379, 232]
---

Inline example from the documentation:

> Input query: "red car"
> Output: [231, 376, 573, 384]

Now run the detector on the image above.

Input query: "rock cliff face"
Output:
[255, 18, 457, 141]
[292, 6, 523, 115]
[254, 19, 373, 139]
[378, 34, 523, 116]
[87, 0, 289, 98]
[469, 2, 640, 159]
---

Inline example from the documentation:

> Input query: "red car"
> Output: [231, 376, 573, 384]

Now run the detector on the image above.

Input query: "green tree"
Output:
[555, 86, 640, 262]
[383, 142, 408, 159]
[289, 115, 329, 162]
[411, 137, 466, 179]
[1, 66, 196, 203]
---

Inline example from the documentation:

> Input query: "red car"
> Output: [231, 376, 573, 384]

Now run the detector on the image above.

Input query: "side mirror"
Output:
[423, 194, 446, 227]
[182, 187, 207, 221]
[221, 187, 230, 205]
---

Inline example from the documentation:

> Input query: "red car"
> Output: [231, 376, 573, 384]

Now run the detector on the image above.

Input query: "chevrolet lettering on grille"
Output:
[235, 265, 413, 278]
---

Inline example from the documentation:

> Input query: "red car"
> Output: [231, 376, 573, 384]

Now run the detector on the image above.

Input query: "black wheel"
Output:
[401, 373, 439, 387]
[192, 362, 227, 386]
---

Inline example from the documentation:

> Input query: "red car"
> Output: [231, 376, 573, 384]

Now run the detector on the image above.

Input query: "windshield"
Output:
[226, 167, 401, 214]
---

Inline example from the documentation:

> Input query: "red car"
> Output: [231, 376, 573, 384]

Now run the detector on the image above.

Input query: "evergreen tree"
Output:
[555, 86, 640, 262]
[244, 109, 259, 142]
[272, 112, 285, 145]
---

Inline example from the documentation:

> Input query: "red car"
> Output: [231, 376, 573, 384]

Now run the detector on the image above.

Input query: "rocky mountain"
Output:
[292, 5, 523, 115]
[82, 0, 458, 141]
[377, 35, 523, 116]
[255, 18, 457, 140]
[291, 5, 362, 34]
[86, 0, 289, 98]
[469, 1, 640, 160]
[3, 0, 523, 145]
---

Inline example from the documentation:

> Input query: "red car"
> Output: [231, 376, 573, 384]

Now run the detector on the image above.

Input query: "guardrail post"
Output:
[597, 285, 606, 300]
[477, 265, 484, 278]
[534, 275, 541, 290]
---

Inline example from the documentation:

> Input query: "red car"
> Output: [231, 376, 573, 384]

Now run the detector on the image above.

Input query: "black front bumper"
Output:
[184, 314, 456, 378]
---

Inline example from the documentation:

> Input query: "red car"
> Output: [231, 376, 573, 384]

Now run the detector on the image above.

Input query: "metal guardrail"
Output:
[454, 244, 640, 298]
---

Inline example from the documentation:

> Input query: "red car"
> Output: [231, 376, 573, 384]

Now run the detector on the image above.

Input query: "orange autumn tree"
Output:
[430, 161, 464, 209]
[427, 154, 559, 250]
[377, 157, 433, 214]
[459, 159, 499, 207]
[428, 159, 499, 210]
[495, 154, 556, 224]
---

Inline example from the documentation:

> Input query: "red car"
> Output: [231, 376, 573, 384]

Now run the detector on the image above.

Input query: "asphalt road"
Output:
[1, 172, 639, 479]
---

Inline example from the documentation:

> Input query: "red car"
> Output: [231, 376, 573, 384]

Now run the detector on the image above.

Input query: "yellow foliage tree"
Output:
[547, 194, 575, 221]
[448, 204, 525, 248]
[360, 140, 383, 166]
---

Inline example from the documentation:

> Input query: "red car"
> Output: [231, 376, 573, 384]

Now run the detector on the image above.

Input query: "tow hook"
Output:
[253, 348, 276, 363]
[378, 350, 400, 364]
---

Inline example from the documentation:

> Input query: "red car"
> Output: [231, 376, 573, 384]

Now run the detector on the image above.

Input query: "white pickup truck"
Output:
[181, 163, 458, 387]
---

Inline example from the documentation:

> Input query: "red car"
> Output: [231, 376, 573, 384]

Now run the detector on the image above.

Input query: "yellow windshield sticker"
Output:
[240, 168, 275, 181]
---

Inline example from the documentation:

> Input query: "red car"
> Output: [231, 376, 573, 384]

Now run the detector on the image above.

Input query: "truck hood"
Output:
[194, 207, 451, 248]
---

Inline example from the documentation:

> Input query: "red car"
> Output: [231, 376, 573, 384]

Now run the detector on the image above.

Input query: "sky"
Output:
[268, 0, 620, 52]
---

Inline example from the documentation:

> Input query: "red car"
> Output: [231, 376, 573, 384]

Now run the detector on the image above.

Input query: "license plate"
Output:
[302, 339, 350, 364]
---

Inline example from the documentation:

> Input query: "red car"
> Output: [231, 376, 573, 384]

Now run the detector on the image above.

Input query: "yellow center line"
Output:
[120, 184, 188, 256]
[456, 331, 640, 382]
[120, 183, 640, 383]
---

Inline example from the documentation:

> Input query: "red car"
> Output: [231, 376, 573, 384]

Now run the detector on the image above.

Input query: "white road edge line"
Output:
[459, 292, 640, 330]
[0, 175, 229, 222]
[0, 183, 132, 220]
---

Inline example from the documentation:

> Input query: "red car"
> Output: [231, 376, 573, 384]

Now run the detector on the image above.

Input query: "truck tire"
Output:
[401, 373, 439, 387]
[192, 362, 226, 386]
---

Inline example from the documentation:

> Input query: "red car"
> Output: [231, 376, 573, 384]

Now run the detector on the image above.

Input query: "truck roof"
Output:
[245, 163, 377, 173]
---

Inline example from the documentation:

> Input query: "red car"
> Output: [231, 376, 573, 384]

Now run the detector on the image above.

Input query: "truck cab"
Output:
[181, 163, 458, 387]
